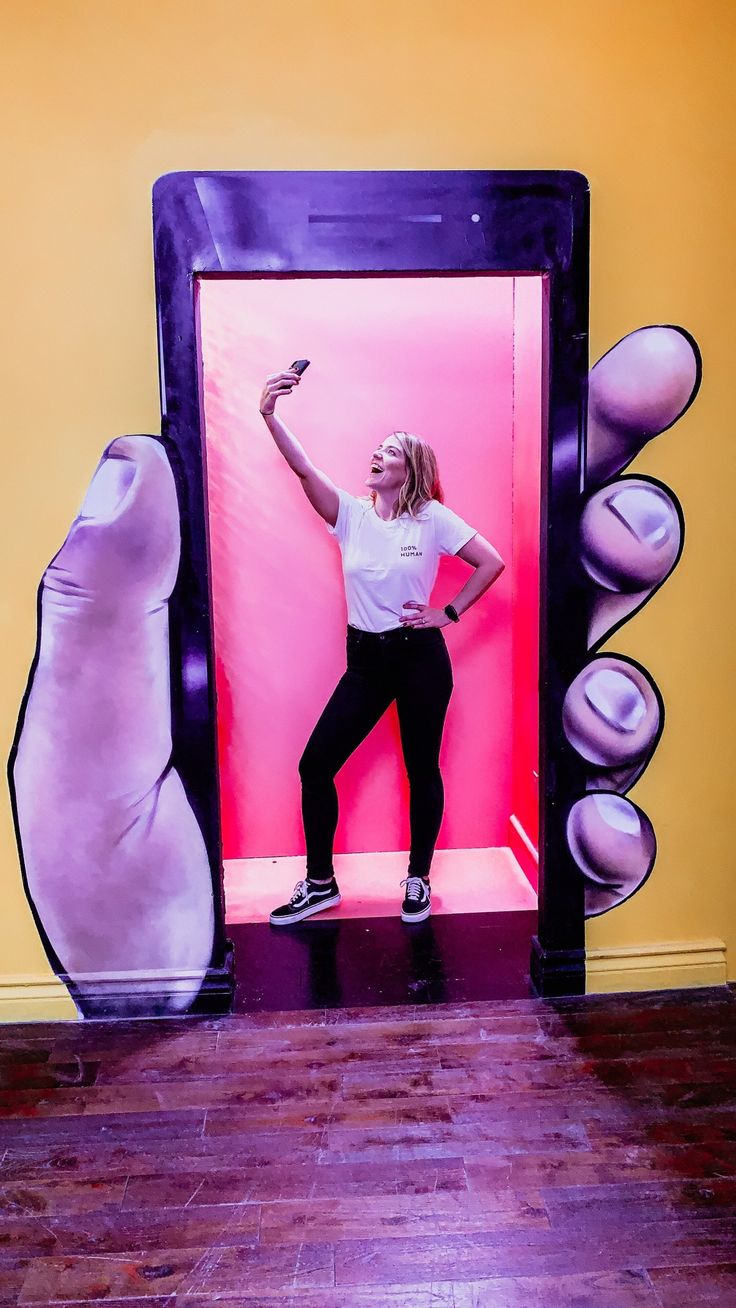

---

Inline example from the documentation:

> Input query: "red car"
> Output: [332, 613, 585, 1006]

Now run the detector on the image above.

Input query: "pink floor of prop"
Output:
[225, 846, 536, 923]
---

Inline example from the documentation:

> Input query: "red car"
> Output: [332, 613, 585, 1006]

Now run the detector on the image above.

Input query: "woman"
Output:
[260, 366, 505, 926]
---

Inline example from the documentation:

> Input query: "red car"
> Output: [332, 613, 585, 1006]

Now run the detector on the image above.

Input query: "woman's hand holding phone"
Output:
[259, 359, 310, 416]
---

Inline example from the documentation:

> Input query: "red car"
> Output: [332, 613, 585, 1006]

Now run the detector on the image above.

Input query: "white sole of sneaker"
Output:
[269, 892, 342, 926]
[401, 902, 431, 923]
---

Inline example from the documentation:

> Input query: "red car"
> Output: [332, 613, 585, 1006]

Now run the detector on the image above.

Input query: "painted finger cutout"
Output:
[567, 792, 657, 917]
[581, 477, 683, 647]
[586, 325, 700, 487]
[562, 656, 662, 791]
[11, 435, 215, 1017]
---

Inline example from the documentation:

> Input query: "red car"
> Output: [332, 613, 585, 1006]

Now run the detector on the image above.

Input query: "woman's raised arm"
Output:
[259, 371, 339, 527]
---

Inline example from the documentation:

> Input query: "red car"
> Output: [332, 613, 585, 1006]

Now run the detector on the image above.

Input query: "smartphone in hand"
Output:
[290, 359, 311, 375]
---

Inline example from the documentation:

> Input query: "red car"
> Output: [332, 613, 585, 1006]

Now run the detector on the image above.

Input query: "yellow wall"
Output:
[1, 0, 734, 1017]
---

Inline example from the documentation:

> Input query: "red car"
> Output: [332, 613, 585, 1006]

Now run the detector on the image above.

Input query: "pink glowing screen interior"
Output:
[197, 275, 541, 886]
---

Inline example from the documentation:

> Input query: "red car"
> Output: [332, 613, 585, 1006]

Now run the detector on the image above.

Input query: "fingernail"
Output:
[583, 667, 647, 733]
[605, 486, 674, 548]
[591, 791, 642, 836]
[78, 454, 136, 521]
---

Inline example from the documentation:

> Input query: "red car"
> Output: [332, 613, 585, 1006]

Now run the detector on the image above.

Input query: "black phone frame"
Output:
[152, 169, 591, 1004]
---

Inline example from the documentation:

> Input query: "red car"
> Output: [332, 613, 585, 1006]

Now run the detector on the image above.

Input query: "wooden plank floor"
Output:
[0, 984, 734, 1306]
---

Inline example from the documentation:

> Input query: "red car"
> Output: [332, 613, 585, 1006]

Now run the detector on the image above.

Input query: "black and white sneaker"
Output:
[269, 877, 341, 926]
[400, 876, 431, 923]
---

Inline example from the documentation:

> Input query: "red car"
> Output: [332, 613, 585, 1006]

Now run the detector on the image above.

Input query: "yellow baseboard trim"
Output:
[0, 974, 79, 1024]
[586, 938, 728, 994]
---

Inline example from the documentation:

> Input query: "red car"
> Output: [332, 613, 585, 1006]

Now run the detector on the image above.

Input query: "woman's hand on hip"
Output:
[400, 602, 452, 628]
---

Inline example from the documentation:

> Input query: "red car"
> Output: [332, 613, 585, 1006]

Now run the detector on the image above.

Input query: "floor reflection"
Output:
[228, 910, 537, 1012]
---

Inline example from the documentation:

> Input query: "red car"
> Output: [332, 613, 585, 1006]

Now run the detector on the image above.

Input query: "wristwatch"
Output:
[444, 604, 460, 623]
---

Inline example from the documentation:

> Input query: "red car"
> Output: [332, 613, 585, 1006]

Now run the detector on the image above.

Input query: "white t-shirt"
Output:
[325, 489, 478, 633]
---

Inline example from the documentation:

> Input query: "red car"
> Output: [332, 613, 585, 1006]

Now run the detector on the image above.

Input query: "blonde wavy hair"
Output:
[368, 431, 445, 519]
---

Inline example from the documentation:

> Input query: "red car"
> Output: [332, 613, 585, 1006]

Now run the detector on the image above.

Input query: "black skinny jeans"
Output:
[298, 622, 454, 881]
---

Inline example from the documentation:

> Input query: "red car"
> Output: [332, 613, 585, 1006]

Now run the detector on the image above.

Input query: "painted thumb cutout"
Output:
[586, 325, 700, 488]
[53, 435, 181, 604]
[581, 477, 683, 648]
[562, 656, 662, 793]
[10, 435, 215, 1018]
[567, 793, 656, 917]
